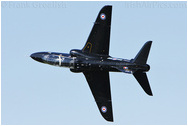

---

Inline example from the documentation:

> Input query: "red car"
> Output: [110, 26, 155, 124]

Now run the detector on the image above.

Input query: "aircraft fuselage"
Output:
[31, 50, 150, 74]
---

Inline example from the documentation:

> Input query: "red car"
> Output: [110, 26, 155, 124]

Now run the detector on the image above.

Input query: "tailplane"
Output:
[133, 41, 153, 96]
[133, 71, 153, 96]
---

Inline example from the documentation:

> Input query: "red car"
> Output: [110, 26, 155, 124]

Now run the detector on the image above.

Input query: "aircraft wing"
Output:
[82, 6, 112, 56]
[83, 71, 113, 121]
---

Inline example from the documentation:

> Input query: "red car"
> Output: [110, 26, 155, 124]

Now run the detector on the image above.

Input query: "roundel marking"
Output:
[123, 67, 128, 70]
[101, 106, 107, 113]
[100, 13, 106, 20]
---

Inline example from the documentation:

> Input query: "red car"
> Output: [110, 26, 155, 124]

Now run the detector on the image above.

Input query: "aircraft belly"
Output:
[71, 59, 128, 72]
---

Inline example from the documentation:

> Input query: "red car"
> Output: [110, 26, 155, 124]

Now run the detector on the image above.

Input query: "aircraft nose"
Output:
[30, 53, 44, 63]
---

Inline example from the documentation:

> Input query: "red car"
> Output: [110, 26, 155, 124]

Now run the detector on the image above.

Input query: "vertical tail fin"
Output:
[132, 41, 152, 64]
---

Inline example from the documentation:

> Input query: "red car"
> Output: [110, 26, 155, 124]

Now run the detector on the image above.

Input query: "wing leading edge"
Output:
[83, 71, 113, 122]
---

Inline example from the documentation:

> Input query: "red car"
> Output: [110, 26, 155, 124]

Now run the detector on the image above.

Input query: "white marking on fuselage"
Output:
[58, 55, 61, 66]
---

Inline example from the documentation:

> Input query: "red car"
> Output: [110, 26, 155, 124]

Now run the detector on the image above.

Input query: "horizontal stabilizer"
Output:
[133, 71, 153, 96]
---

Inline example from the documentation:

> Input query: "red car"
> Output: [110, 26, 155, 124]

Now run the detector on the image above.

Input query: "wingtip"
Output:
[148, 93, 153, 96]
[146, 41, 152, 45]
[146, 41, 152, 44]
[101, 5, 112, 10]
[146, 90, 153, 96]
[106, 118, 114, 122]
[149, 92, 153, 96]
[104, 5, 112, 7]
[96, 101, 114, 122]
[103, 115, 113, 122]
[100, 106, 114, 122]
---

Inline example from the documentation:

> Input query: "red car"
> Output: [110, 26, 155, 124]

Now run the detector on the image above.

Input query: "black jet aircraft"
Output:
[30, 5, 152, 122]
